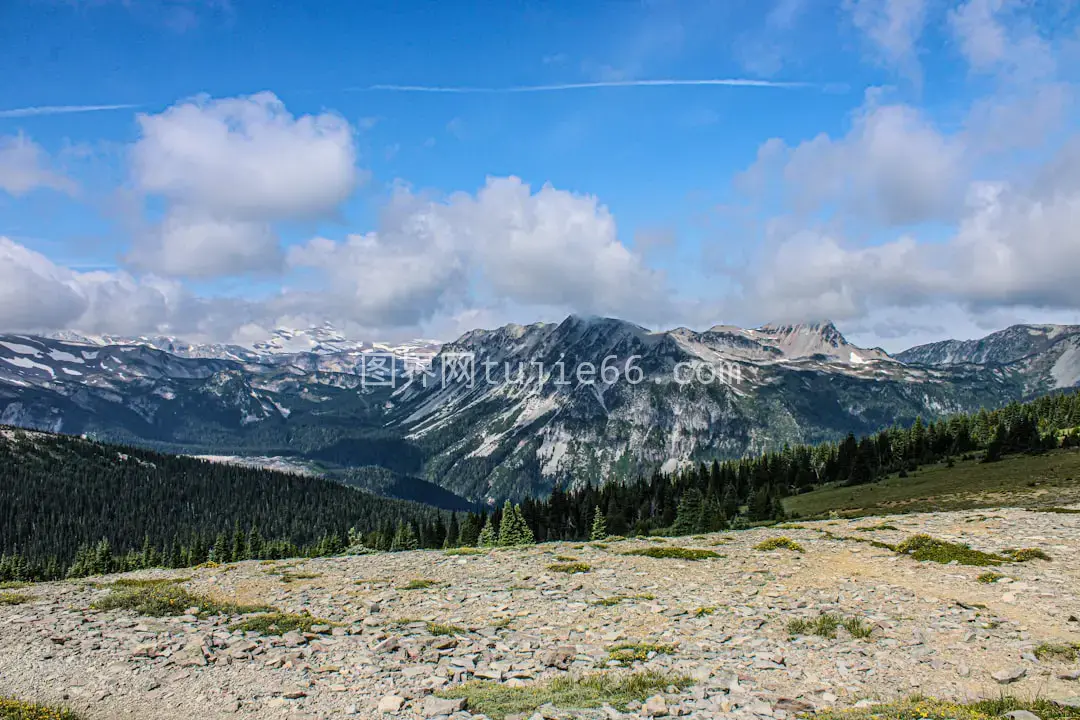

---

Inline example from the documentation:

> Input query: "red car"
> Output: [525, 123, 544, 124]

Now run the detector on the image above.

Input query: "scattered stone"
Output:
[378, 694, 405, 713]
[992, 667, 1027, 684]
[642, 695, 668, 717]
[1005, 711, 1042, 720]
[540, 646, 576, 670]
[5, 508, 1080, 720]
[422, 695, 466, 715]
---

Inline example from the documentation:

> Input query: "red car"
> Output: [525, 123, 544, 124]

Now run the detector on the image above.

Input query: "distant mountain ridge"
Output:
[4, 316, 1080, 504]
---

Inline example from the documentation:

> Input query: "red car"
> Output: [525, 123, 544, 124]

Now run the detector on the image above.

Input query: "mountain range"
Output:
[3, 317, 1078, 504]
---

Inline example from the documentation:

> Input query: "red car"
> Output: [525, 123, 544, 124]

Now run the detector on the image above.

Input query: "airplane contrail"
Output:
[353, 78, 811, 93]
[0, 104, 140, 119]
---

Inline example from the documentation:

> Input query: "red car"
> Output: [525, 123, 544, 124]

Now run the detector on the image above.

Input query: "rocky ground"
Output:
[2, 507, 1080, 720]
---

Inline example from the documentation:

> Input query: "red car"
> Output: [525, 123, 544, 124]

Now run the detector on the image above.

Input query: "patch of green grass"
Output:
[279, 572, 321, 583]
[1005, 547, 1051, 562]
[91, 584, 272, 617]
[547, 562, 591, 574]
[554, 555, 579, 562]
[427, 622, 464, 636]
[977, 571, 1005, 583]
[592, 594, 655, 606]
[1034, 642, 1080, 662]
[434, 670, 691, 720]
[894, 535, 1006, 566]
[0, 581, 30, 590]
[1037, 507, 1080, 514]
[788, 613, 874, 640]
[787, 614, 840, 638]
[855, 523, 899, 532]
[774, 523, 806, 530]
[693, 606, 718, 617]
[842, 616, 875, 639]
[0, 592, 33, 606]
[810, 696, 1080, 720]
[622, 547, 720, 560]
[398, 578, 439, 590]
[591, 543, 609, 550]
[228, 612, 335, 635]
[607, 642, 677, 663]
[108, 577, 189, 589]
[0, 696, 83, 720]
[445, 547, 486, 556]
[754, 537, 804, 552]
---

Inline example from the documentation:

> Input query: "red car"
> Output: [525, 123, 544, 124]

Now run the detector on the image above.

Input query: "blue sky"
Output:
[2, 0, 1080, 350]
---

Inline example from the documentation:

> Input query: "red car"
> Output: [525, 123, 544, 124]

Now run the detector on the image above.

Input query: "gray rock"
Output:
[643, 695, 668, 717]
[992, 667, 1027, 684]
[377, 695, 405, 713]
[422, 695, 466, 716]
[375, 636, 400, 653]
[540, 646, 576, 670]
[1004, 711, 1042, 720]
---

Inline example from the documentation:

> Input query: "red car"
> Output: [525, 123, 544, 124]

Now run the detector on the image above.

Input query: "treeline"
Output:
[0, 429, 447, 581]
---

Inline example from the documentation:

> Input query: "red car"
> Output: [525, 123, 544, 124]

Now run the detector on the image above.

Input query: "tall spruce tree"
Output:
[477, 516, 498, 547]
[589, 505, 607, 540]
[498, 501, 535, 546]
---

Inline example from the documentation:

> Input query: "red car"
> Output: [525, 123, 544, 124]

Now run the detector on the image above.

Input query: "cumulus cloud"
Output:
[740, 160, 1080, 324]
[129, 210, 282, 278]
[0, 236, 246, 337]
[0, 133, 77, 196]
[948, 0, 1055, 81]
[129, 92, 358, 278]
[843, 0, 928, 81]
[739, 94, 967, 225]
[285, 176, 670, 328]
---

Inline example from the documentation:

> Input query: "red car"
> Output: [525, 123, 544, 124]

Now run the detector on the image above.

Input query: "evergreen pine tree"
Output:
[513, 504, 535, 545]
[589, 505, 607, 540]
[477, 516, 497, 547]
[498, 500, 517, 546]
[390, 522, 419, 552]
[672, 488, 703, 536]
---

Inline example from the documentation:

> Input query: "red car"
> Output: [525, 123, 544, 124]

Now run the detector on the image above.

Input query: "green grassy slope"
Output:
[784, 448, 1080, 519]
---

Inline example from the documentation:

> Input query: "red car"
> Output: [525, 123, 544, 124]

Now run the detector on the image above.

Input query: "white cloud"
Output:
[286, 176, 670, 327]
[740, 94, 966, 225]
[133, 92, 357, 220]
[0, 236, 224, 335]
[843, 0, 928, 81]
[0, 133, 77, 196]
[948, 0, 1055, 81]
[128, 210, 282, 278]
[129, 92, 359, 278]
[740, 157, 1080, 324]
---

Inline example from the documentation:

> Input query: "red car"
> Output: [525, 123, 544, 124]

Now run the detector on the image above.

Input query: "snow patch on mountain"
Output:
[1, 341, 42, 356]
